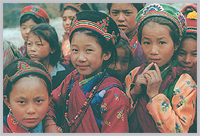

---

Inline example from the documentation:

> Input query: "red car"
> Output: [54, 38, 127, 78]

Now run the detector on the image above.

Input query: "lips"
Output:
[76, 65, 89, 70]
[29, 54, 37, 58]
[118, 25, 127, 30]
[149, 58, 161, 63]
[24, 118, 38, 123]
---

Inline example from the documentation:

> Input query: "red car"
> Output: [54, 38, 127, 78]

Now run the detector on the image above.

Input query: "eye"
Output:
[177, 51, 186, 56]
[71, 48, 78, 52]
[159, 41, 166, 45]
[86, 49, 93, 52]
[27, 42, 31, 46]
[37, 43, 43, 46]
[142, 41, 150, 45]
[62, 18, 66, 21]
[192, 52, 197, 56]
[36, 99, 44, 104]
[18, 101, 26, 104]
[111, 11, 119, 15]
[125, 12, 132, 15]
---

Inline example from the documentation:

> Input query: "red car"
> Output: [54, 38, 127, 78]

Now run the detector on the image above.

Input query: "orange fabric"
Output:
[125, 67, 197, 133]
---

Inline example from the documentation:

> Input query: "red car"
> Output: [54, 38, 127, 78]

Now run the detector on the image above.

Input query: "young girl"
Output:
[108, 30, 133, 85]
[26, 23, 71, 90]
[125, 3, 197, 133]
[107, 3, 145, 69]
[178, 10, 197, 133]
[19, 5, 50, 56]
[61, 3, 90, 65]
[177, 10, 197, 82]
[3, 58, 61, 133]
[44, 10, 130, 133]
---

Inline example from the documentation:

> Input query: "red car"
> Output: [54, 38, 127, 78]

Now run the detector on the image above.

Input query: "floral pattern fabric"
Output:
[125, 67, 197, 133]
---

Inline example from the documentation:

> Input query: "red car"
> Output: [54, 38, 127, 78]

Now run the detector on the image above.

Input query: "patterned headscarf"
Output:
[3, 58, 52, 95]
[185, 11, 197, 34]
[136, 3, 187, 37]
[69, 10, 121, 46]
[64, 3, 83, 12]
[181, 4, 197, 16]
[21, 5, 50, 23]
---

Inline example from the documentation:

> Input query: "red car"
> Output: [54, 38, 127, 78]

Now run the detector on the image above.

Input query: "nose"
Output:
[150, 45, 159, 55]
[30, 44, 36, 52]
[118, 13, 125, 22]
[26, 103, 36, 114]
[77, 52, 87, 62]
[25, 27, 31, 34]
[184, 55, 192, 64]
[66, 19, 71, 25]
[114, 62, 122, 71]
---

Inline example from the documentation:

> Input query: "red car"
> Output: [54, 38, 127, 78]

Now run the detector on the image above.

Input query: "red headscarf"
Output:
[21, 5, 50, 23]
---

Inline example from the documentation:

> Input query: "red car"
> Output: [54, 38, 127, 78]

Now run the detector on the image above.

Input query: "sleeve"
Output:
[146, 73, 197, 133]
[100, 87, 130, 133]
[124, 67, 140, 114]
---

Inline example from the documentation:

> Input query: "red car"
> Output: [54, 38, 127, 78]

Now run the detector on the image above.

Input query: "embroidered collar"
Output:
[79, 70, 108, 94]
[7, 112, 43, 133]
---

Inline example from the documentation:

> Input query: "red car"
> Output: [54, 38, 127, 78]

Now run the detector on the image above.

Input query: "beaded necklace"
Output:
[64, 71, 107, 132]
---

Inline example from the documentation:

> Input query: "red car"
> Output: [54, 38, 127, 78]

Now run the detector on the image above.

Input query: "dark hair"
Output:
[27, 23, 61, 66]
[20, 14, 44, 26]
[179, 32, 197, 51]
[61, 3, 91, 16]
[137, 16, 181, 47]
[107, 3, 144, 14]
[115, 37, 133, 65]
[70, 29, 117, 69]
[61, 6, 79, 17]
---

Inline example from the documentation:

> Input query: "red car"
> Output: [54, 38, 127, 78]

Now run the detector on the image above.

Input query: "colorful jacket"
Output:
[50, 70, 130, 133]
[125, 62, 197, 133]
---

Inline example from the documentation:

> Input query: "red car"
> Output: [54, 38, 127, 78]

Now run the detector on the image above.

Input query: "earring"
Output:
[9, 106, 12, 113]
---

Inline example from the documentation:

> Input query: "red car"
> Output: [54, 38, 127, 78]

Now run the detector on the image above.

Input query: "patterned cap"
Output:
[186, 11, 197, 34]
[64, 3, 83, 12]
[3, 58, 52, 95]
[21, 5, 50, 23]
[181, 4, 197, 15]
[136, 3, 187, 37]
[69, 10, 121, 46]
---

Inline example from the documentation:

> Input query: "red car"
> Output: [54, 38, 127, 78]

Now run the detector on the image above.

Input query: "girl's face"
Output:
[108, 47, 129, 79]
[27, 32, 52, 65]
[62, 9, 77, 34]
[4, 76, 49, 129]
[70, 31, 110, 77]
[110, 3, 138, 37]
[177, 38, 197, 69]
[20, 19, 37, 42]
[141, 22, 177, 67]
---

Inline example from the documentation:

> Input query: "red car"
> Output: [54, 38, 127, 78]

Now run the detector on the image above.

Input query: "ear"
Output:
[103, 51, 111, 61]
[50, 49, 55, 54]
[3, 95, 10, 108]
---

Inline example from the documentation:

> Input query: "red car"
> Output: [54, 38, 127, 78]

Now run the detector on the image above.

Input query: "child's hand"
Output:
[143, 63, 162, 99]
[44, 116, 62, 133]
[62, 32, 69, 41]
[130, 63, 154, 99]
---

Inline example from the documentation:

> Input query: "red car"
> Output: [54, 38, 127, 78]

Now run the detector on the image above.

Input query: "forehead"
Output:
[111, 3, 136, 10]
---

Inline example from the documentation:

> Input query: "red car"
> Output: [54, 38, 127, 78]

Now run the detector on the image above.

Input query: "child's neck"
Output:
[83, 68, 103, 79]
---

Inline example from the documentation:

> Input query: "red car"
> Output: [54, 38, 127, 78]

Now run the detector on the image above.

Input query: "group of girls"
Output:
[3, 3, 197, 133]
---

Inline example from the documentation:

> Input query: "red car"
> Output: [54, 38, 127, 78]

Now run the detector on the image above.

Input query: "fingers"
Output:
[142, 62, 154, 74]
[154, 63, 161, 76]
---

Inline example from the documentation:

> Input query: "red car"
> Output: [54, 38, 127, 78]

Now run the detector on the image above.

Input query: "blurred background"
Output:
[3, 3, 196, 48]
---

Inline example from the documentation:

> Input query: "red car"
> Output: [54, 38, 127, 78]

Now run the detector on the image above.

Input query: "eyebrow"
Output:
[111, 9, 132, 12]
